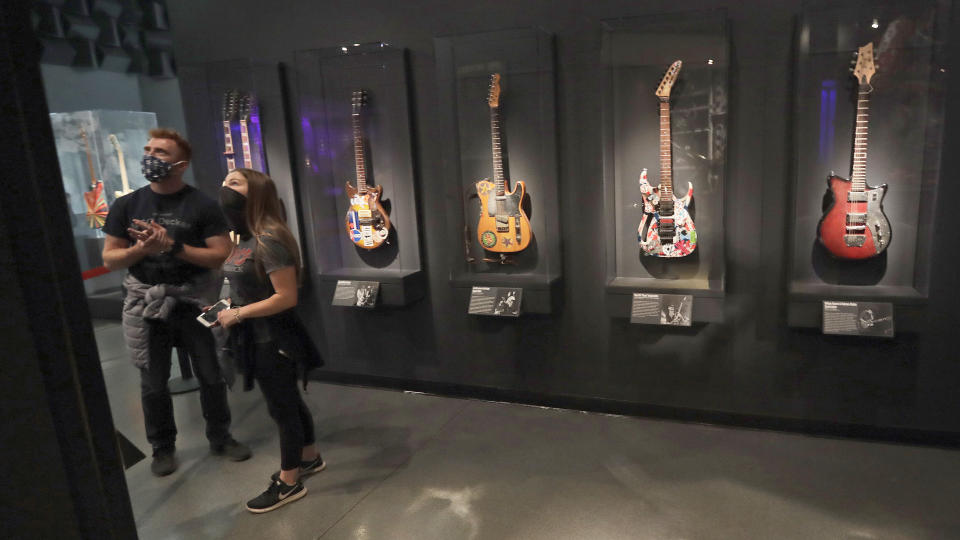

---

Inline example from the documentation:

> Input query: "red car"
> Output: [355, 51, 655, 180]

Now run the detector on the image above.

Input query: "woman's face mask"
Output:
[219, 186, 250, 237]
[141, 155, 186, 182]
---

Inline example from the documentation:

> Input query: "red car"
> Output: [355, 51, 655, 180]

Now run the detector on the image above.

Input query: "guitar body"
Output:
[638, 170, 697, 257]
[345, 181, 390, 250]
[817, 174, 891, 259]
[476, 179, 531, 253]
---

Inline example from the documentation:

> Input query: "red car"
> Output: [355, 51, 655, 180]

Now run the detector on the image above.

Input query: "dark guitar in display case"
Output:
[816, 42, 892, 260]
[787, 0, 949, 332]
[475, 73, 532, 255]
[345, 90, 391, 250]
[638, 60, 698, 258]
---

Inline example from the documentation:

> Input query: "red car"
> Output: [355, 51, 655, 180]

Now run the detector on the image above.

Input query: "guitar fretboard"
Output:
[659, 100, 674, 205]
[491, 105, 505, 196]
[240, 118, 253, 169]
[352, 106, 367, 194]
[851, 84, 871, 193]
[223, 121, 236, 170]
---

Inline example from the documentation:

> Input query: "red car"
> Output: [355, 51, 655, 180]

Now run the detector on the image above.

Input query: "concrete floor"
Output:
[94, 320, 960, 539]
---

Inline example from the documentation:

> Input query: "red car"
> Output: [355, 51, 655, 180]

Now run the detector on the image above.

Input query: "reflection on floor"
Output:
[94, 320, 960, 540]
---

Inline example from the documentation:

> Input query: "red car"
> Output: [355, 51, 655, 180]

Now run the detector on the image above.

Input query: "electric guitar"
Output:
[475, 73, 531, 253]
[638, 60, 697, 258]
[222, 90, 238, 170]
[344, 90, 390, 249]
[817, 42, 891, 259]
[238, 92, 255, 169]
[80, 127, 108, 229]
[109, 134, 133, 199]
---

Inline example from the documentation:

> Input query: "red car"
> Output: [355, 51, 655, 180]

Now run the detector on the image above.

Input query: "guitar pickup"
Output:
[495, 216, 510, 233]
[845, 213, 866, 224]
[847, 192, 868, 203]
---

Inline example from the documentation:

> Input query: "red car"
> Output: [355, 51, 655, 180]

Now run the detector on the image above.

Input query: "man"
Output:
[103, 128, 251, 476]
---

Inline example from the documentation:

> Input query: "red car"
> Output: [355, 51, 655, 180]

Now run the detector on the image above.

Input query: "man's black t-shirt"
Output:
[103, 184, 229, 285]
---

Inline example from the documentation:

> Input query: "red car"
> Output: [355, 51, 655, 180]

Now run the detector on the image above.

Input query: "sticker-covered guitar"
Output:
[816, 42, 891, 259]
[344, 90, 390, 249]
[476, 73, 531, 253]
[638, 60, 697, 258]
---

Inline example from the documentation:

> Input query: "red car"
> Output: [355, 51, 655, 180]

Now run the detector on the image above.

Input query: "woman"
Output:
[215, 168, 324, 513]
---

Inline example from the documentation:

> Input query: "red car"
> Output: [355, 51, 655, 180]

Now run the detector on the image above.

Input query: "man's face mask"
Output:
[141, 155, 186, 183]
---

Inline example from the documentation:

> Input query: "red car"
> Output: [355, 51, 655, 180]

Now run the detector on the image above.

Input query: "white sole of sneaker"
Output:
[302, 461, 327, 478]
[245, 486, 308, 514]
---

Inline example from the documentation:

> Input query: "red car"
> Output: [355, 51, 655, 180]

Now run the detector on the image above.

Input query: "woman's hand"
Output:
[218, 307, 241, 329]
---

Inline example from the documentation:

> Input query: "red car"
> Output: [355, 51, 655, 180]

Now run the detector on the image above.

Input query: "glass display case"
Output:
[786, 0, 949, 329]
[435, 27, 562, 313]
[601, 11, 730, 323]
[50, 110, 157, 299]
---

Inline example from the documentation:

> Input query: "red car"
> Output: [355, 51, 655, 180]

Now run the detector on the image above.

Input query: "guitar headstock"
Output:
[222, 90, 238, 121]
[238, 92, 253, 120]
[655, 60, 683, 101]
[108, 133, 121, 151]
[351, 90, 368, 112]
[851, 42, 877, 85]
[488, 73, 501, 108]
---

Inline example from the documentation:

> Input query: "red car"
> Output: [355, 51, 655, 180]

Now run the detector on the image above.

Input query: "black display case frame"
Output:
[435, 27, 562, 314]
[290, 45, 425, 307]
[785, 0, 950, 330]
[600, 11, 731, 323]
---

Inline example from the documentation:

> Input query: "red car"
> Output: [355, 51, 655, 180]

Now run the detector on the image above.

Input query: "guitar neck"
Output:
[240, 118, 253, 169]
[491, 105, 505, 195]
[115, 145, 130, 192]
[659, 100, 673, 198]
[851, 84, 870, 192]
[352, 106, 367, 193]
[223, 120, 236, 170]
[82, 131, 98, 188]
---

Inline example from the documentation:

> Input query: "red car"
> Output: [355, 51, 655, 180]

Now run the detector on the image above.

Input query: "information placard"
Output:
[468, 287, 522, 317]
[630, 293, 693, 326]
[332, 280, 380, 308]
[823, 301, 894, 337]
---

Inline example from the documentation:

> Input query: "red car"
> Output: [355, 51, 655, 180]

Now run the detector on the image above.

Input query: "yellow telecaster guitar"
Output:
[475, 73, 531, 253]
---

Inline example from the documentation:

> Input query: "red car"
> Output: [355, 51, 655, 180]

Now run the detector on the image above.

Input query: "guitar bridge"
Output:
[844, 234, 866, 247]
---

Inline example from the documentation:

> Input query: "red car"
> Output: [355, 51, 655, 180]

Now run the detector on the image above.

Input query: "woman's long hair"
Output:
[234, 168, 302, 284]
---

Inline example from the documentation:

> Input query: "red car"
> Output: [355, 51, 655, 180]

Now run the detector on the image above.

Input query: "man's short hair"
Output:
[148, 128, 192, 161]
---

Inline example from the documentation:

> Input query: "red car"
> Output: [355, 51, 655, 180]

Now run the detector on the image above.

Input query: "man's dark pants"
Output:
[139, 303, 231, 452]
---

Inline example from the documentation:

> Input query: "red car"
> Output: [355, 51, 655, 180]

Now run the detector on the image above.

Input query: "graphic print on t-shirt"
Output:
[225, 246, 253, 269]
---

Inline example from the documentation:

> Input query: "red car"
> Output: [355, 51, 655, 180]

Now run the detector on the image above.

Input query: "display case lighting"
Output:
[341, 46, 348, 52]
[353, 43, 360, 46]
[707, 59, 714, 65]
[871, 18, 879, 29]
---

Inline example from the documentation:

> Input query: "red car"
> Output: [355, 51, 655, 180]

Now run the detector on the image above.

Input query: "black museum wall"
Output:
[166, 0, 960, 441]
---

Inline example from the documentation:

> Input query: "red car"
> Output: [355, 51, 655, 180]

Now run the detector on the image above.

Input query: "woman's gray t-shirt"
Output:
[222, 234, 296, 342]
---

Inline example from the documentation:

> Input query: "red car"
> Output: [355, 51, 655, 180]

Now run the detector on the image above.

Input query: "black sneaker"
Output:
[210, 438, 252, 461]
[246, 478, 306, 513]
[271, 457, 326, 483]
[150, 449, 177, 477]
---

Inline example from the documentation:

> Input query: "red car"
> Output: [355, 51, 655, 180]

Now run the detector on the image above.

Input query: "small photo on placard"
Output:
[493, 288, 522, 317]
[660, 294, 692, 326]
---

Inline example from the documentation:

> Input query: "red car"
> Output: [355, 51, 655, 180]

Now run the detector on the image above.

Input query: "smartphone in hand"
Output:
[197, 299, 232, 327]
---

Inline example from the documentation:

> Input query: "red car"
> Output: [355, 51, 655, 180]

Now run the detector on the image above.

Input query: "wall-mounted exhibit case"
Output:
[178, 59, 274, 193]
[50, 109, 157, 300]
[787, 0, 949, 331]
[291, 45, 425, 306]
[435, 28, 562, 314]
[601, 12, 730, 323]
